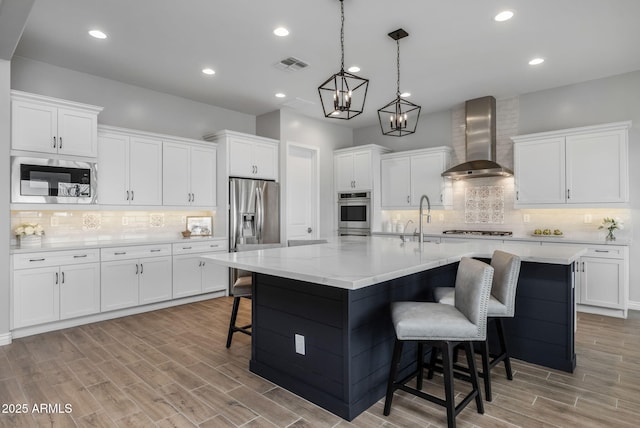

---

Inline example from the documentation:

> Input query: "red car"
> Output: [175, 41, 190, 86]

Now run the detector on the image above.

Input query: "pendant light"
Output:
[318, 0, 369, 120]
[377, 29, 421, 137]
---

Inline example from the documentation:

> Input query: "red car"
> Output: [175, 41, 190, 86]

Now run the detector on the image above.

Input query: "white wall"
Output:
[1, 59, 11, 340]
[260, 108, 353, 237]
[10, 56, 255, 139]
[353, 109, 451, 150]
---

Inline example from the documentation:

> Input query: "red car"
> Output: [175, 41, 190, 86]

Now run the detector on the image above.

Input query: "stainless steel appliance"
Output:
[11, 156, 97, 204]
[338, 191, 371, 236]
[229, 178, 280, 251]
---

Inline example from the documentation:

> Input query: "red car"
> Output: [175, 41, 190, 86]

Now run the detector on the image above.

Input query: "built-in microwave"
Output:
[11, 156, 97, 204]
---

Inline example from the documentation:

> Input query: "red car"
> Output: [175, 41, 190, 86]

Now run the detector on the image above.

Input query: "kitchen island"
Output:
[203, 236, 585, 420]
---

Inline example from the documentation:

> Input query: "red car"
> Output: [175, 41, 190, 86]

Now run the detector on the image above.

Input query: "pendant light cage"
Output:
[318, 0, 369, 120]
[378, 29, 421, 137]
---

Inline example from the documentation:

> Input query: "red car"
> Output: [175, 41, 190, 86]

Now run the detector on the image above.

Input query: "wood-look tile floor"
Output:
[1, 298, 639, 427]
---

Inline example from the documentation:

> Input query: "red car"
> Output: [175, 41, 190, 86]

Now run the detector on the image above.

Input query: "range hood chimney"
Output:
[441, 96, 513, 179]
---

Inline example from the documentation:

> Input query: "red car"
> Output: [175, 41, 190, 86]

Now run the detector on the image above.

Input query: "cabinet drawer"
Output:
[13, 249, 100, 269]
[172, 239, 228, 255]
[101, 244, 172, 261]
[584, 247, 624, 259]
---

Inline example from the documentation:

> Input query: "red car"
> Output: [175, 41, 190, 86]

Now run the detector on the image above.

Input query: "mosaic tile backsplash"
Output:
[464, 185, 504, 224]
[10, 210, 216, 245]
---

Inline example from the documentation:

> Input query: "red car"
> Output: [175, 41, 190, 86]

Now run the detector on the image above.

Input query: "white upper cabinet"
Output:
[98, 126, 163, 206]
[381, 147, 452, 209]
[228, 135, 278, 180]
[334, 145, 391, 192]
[11, 90, 102, 157]
[163, 141, 217, 207]
[512, 121, 631, 207]
[206, 131, 279, 181]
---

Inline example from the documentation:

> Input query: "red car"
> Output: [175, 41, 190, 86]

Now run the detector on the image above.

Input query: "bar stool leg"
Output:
[416, 343, 425, 390]
[463, 341, 484, 414]
[383, 340, 404, 416]
[426, 346, 438, 379]
[480, 339, 492, 401]
[226, 297, 242, 348]
[495, 318, 513, 379]
[442, 342, 456, 428]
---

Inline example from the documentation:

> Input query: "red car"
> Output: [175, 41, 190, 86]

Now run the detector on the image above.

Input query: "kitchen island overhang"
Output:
[202, 237, 585, 421]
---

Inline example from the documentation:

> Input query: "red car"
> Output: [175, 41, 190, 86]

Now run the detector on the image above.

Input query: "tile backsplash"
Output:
[11, 210, 216, 245]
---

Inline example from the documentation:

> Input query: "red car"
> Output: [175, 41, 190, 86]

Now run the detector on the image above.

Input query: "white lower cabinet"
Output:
[101, 244, 172, 311]
[543, 243, 629, 318]
[172, 240, 228, 298]
[12, 249, 100, 329]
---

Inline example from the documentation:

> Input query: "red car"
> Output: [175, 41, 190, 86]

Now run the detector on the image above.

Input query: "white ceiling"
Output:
[11, 0, 640, 128]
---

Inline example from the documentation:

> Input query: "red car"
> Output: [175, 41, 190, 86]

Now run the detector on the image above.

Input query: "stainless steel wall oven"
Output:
[337, 191, 371, 235]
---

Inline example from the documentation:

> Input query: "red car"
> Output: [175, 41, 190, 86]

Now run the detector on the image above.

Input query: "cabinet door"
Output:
[253, 142, 278, 180]
[580, 257, 624, 309]
[514, 138, 565, 205]
[13, 267, 60, 328]
[57, 108, 98, 157]
[11, 100, 57, 154]
[139, 256, 173, 304]
[228, 137, 255, 177]
[352, 151, 372, 190]
[59, 263, 100, 320]
[202, 255, 229, 293]
[129, 136, 163, 205]
[172, 255, 203, 298]
[162, 142, 191, 206]
[190, 145, 217, 206]
[410, 153, 446, 207]
[98, 132, 130, 204]
[381, 157, 411, 207]
[335, 153, 354, 191]
[566, 130, 628, 203]
[101, 260, 139, 311]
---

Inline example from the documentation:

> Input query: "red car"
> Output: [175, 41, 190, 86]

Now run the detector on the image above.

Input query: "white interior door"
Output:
[286, 143, 319, 241]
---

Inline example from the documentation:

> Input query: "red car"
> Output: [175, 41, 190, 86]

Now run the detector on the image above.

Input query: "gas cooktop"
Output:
[442, 230, 513, 236]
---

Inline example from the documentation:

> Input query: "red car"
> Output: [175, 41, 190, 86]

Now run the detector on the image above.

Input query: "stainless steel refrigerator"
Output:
[229, 177, 280, 252]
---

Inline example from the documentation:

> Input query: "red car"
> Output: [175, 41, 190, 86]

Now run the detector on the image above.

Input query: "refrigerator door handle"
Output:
[255, 186, 264, 242]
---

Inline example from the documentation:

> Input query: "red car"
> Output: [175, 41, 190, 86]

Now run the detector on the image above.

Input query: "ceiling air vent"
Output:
[274, 56, 309, 72]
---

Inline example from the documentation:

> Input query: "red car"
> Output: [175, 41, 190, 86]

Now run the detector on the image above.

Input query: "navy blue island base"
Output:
[249, 260, 576, 421]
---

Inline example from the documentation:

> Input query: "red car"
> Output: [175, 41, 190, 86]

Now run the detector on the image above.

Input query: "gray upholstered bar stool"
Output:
[430, 250, 521, 401]
[225, 243, 282, 348]
[384, 257, 494, 428]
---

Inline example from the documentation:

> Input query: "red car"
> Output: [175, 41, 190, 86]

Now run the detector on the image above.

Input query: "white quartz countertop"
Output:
[201, 236, 587, 290]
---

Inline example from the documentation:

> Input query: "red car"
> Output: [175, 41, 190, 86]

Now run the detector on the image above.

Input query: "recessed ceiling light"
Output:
[400, 92, 411, 98]
[275, 93, 286, 98]
[274, 27, 289, 37]
[202, 68, 215, 75]
[348, 66, 360, 73]
[494, 11, 514, 22]
[88, 30, 107, 39]
[528, 57, 545, 65]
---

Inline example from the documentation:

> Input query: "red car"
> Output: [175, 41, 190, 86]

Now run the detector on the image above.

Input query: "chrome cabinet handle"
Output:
[61, 272, 65, 284]
[53, 136, 57, 148]
[126, 190, 130, 201]
[209, 244, 219, 248]
[115, 252, 127, 255]
[55, 272, 59, 284]
[407, 196, 410, 203]
[140, 263, 143, 274]
[131, 190, 134, 201]
[59, 137, 62, 149]
[516, 191, 519, 201]
[135, 264, 139, 275]
[567, 189, 571, 200]
[582, 261, 585, 272]
[594, 249, 610, 253]
[440, 194, 443, 202]
[150, 249, 161, 252]
[182, 246, 192, 250]
[74, 254, 88, 258]
[29, 258, 46, 262]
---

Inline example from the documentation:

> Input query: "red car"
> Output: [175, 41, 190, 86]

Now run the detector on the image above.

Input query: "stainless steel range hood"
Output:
[442, 96, 513, 179]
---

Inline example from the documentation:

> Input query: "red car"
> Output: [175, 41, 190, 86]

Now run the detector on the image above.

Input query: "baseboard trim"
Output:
[0, 332, 12, 346]
[627, 301, 640, 312]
